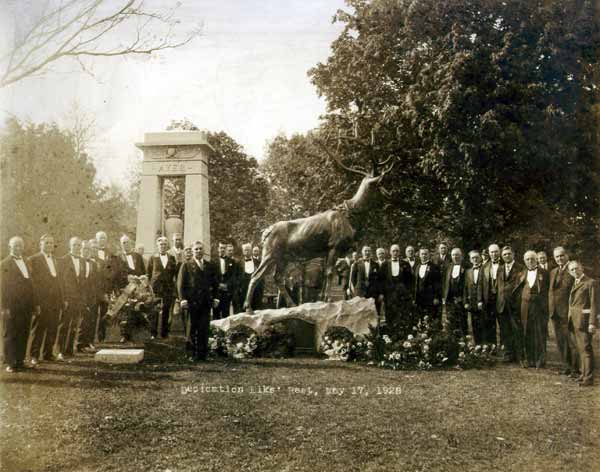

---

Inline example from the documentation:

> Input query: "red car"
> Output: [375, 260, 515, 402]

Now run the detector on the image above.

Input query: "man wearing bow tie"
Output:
[146, 236, 178, 339]
[95, 231, 119, 343]
[117, 234, 146, 288]
[214, 242, 235, 319]
[483, 243, 502, 346]
[496, 246, 522, 362]
[442, 248, 468, 338]
[28, 234, 64, 363]
[463, 250, 487, 345]
[1, 237, 34, 372]
[566, 260, 598, 386]
[57, 237, 86, 358]
[177, 241, 219, 361]
[414, 248, 442, 322]
[433, 242, 451, 274]
[548, 247, 574, 374]
[238, 243, 261, 311]
[353, 246, 384, 316]
[513, 250, 550, 368]
[78, 240, 99, 351]
[382, 244, 413, 334]
[404, 245, 418, 293]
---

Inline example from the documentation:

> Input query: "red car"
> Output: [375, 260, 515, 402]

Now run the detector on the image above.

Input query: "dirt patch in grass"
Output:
[1, 338, 599, 472]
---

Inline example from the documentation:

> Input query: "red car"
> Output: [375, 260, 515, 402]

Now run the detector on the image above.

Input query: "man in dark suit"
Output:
[548, 247, 574, 374]
[382, 244, 413, 334]
[463, 250, 487, 345]
[496, 245, 522, 362]
[352, 246, 383, 316]
[238, 243, 258, 311]
[177, 241, 219, 361]
[414, 248, 442, 322]
[58, 237, 86, 358]
[1, 236, 34, 372]
[442, 248, 467, 338]
[146, 236, 178, 339]
[433, 242, 451, 274]
[537, 251, 551, 272]
[95, 231, 119, 342]
[227, 243, 243, 313]
[566, 260, 598, 386]
[79, 240, 99, 351]
[404, 245, 418, 293]
[251, 245, 265, 307]
[483, 243, 502, 346]
[214, 242, 237, 319]
[28, 234, 64, 364]
[512, 250, 550, 368]
[117, 234, 146, 288]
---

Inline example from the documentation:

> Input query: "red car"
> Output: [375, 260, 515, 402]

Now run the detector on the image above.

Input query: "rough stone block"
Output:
[95, 349, 144, 364]
[212, 297, 378, 351]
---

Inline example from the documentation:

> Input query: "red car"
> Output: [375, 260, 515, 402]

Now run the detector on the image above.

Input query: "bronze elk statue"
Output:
[244, 147, 396, 313]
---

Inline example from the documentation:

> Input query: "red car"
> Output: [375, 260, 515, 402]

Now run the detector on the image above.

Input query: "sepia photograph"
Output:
[1, 1, 599, 471]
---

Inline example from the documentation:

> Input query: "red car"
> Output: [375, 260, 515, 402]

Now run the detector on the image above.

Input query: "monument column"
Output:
[135, 131, 213, 256]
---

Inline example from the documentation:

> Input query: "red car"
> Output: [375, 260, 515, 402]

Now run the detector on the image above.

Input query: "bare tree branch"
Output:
[1, 0, 202, 88]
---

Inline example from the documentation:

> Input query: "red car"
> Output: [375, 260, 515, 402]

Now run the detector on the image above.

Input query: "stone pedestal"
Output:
[211, 297, 378, 352]
[135, 131, 213, 254]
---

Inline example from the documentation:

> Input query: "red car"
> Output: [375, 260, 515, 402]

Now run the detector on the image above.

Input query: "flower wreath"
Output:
[224, 325, 259, 359]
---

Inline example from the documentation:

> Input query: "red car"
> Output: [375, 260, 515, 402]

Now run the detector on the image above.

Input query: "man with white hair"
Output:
[117, 234, 145, 288]
[463, 250, 487, 344]
[95, 231, 119, 342]
[238, 243, 261, 311]
[353, 246, 383, 316]
[381, 244, 413, 334]
[512, 250, 550, 368]
[28, 234, 64, 363]
[548, 246, 574, 375]
[483, 243, 502, 346]
[442, 248, 468, 337]
[146, 236, 178, 339]
[57, 237, 85, 359]
[1, 236, 34, 372]
[566, 260, 598, 386]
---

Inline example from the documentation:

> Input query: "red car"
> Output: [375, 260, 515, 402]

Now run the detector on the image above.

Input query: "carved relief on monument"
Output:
[141, 146, 207, 162]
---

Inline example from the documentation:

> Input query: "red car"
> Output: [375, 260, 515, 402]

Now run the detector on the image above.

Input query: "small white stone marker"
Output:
[95, 349, 144, 364]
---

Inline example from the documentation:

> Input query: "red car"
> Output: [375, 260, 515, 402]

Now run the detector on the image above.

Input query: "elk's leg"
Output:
[274, 260, 296, 308]
[244, 255, 275, 314]
[320, 248, 338, 302]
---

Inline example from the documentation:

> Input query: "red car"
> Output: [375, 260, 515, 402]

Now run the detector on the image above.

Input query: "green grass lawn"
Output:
[1, 338, 599, 472]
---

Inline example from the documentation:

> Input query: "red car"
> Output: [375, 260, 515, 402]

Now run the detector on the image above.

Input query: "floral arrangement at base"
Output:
[256, 322, 296, 358]
[320, 326, 354, 361]
[224, 325, 258, 359]
[456, 336, 497, 369]
[208, 326, 227, 357]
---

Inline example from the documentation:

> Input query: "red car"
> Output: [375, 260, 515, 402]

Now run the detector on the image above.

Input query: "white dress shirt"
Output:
[220, 257, 226, 274]
[391, 260, 400, 277]
[126, 254, 135, 271]
[195, 257, 204, 270]
[418, 263, 428, 279]
[98, 249, 106, 261]
[71, 255, 80, 277]
[85, 260, 91, 278]
[159, 254, 168, 269]
[13, 256, 29, 279]
[451, 265, 461, 278]
[408, 259, 416, 268]
[527, 269, 538, 288]
[491, 262, 500, 280]
[43, 253, 57, 277]
[364, 261, 371, 277]
[473, 267, 480, 284]
[244, 259, 255, 274]
[505, 261, 514, 276]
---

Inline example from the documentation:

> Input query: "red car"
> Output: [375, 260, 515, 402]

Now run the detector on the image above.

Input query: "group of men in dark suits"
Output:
[0, 231, 268, 370]
[342, 242, 598, 386]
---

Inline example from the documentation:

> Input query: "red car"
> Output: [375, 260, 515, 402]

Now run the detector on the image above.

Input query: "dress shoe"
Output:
[5, 366, 16, 373]
[120, 337, 127, 343]
[29, 358, 38, 367]
[56, 353, 65, 362]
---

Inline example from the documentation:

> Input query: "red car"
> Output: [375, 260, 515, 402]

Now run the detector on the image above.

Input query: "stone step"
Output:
[95, 348, 144, 364]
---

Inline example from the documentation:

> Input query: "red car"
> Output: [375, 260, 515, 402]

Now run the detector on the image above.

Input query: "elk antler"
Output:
[315, 139, 368, 177]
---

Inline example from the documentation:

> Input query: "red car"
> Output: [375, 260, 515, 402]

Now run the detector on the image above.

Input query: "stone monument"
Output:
[135, 131, 213, 255]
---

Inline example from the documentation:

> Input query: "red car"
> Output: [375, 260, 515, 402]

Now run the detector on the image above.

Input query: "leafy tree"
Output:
[309, 0, 600, 256]
[0, 117, 132, 256]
